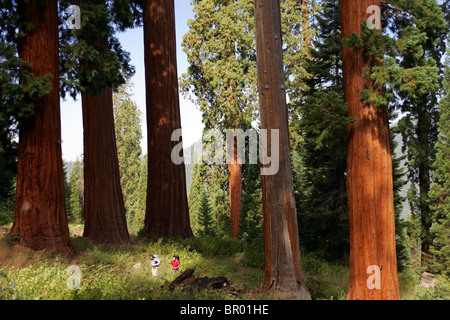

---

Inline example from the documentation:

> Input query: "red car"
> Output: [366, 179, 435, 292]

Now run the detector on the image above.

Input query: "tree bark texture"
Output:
[340, 0, 399, 300]
[228, 139, 242, 237]
[143, 0, 193, 238]
[81, 85, 130, 243]
[11, 0, 75, 256]
[254, 0, 308, 299]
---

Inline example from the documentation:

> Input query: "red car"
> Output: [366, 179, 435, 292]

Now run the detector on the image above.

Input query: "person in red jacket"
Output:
[171, 254, 180, 273]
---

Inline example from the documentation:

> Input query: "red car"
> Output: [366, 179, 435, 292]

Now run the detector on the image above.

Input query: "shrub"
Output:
[180, 236, 244, 258]
[242, 238, 264, 269]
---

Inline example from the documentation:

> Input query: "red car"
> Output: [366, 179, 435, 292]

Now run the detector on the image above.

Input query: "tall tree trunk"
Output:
[224, 0, 243, 238]
[228, 138, 242, 237]
[340, 0, 399, 300]
[82, 85, 130, 243]
[11, 0, 75, 256]
[143, 0, 193, 238]
[254, 0, 308, 299]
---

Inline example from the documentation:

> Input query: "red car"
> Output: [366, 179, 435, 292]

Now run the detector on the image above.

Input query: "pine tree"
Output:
[429, 51, 450, 276]
[68, 157, 84, 224]
[292, 0, 352, 261]
[113, 81, 143, 229]
[240, 163, 262, 242]
[198, 189, 215, 237]
[187, 160, 208, 235]
[382, 0, 447, 268]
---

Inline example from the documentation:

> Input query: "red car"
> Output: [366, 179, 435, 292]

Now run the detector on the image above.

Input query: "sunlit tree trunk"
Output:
[143, 0, 193, 238]
[11, 0, 75, 256]
[340, 0, 399, 300]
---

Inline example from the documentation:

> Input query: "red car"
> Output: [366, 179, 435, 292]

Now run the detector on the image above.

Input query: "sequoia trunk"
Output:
[228, 139, 242, 237]
[11, 0, 75, 256]
[143, 0, 193, 238]
[340, 0, 399, 300]
[254, 0, 308, 299]
[82, 87, 130, 243]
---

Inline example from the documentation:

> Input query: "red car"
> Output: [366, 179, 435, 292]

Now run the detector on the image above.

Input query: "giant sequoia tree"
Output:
[340, 0, 399, 299]
[142, 0, 193, 238]
[61, 0, 133, 243]
[181, 0, 258, 237]
[10, 0, 75, 256]
[254, 0, 308, 299]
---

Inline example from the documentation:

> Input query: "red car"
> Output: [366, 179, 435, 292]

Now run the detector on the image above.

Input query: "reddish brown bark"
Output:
[228, 139, 242, 237]
[301, 0, 312, 47]
[254, 0, 308, 299]
[340, 0, 399, 300]
[143, 0, 193, 238]
[81, 86, 130, 243]
[11, 0, 75, 256]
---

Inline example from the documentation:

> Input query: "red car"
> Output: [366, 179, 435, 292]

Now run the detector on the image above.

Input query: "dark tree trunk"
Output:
[340, 0, 399, 300]
[11, 0, 75, 256]
[81, 85, 130, 243]
[254, 0, 308, 299]
[143, 0, 193, 238]
[417, 113, 432, 268]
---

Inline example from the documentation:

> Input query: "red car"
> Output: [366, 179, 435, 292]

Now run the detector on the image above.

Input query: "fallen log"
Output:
[169, 268, 242, 296]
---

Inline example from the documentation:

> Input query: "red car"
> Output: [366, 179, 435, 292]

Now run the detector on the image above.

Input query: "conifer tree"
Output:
[60, 0, 134, 243]
[255, 0, 308, 299]
[142, 0, 193, 238]
[9, 0, 75, 255]
[113, 81, 143, 228]
[181, 0, 258, 237]
[198, 189, 215, 237]
[240, 163, 262, 242]
[429, 51, 450, 275]
[340, 0, 399, 299]
[68, 157, 84, 224]
[383, 0, 447, 267]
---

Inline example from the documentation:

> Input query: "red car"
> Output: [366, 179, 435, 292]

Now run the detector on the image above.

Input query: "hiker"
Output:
[171, 255, 180, 273]
[150, 254, 160, 277]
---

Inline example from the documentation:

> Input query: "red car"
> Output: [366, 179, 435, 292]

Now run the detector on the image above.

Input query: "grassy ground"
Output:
[0, 224, 447, 300]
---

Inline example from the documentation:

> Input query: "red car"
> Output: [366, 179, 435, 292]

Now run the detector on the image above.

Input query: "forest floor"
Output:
[0, 223, 447, 300]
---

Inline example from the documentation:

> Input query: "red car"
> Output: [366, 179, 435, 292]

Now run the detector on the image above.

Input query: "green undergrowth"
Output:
[1, 226, 445, 300]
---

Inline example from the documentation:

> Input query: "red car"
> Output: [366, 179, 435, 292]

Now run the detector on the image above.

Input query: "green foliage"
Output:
[428, 52, 450, 276]
[181, 0, 258, 131]
[239, 163, 262, 242]
[417, 275, 450, 300]
[181, 236, 243, 258]
[67, 157, 84, 224]
[301, 253, 348, 300]
[59, 0, 135, 98]
[292, 0, 351, 261]
[197, 190, 215, 237]
[113, 81, 144, 232]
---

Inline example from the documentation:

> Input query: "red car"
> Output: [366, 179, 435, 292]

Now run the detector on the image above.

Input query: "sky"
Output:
[60, 1, 204, 162]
